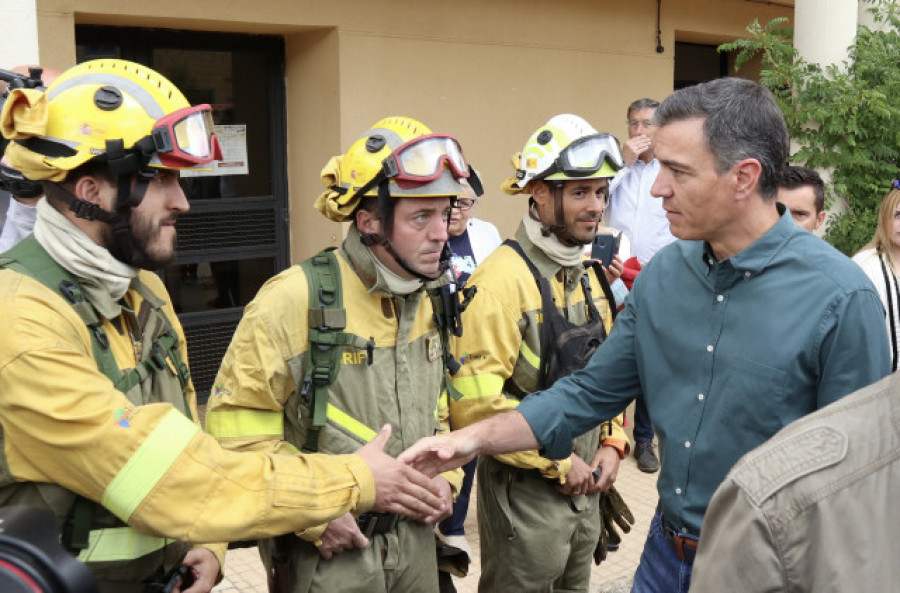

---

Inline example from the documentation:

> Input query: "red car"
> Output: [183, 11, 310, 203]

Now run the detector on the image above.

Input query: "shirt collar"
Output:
[697, 202, 794, 275]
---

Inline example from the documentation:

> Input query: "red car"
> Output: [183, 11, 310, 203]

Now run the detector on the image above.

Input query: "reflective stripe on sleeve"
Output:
[204, 408, 285, 438]
[327, 404, 377, 442]
[76, 527, 173, 563]
[519, 340, 540, 370]
[436, 390, 448, 422]
[451, 374, 506, 400]
[102, 408, 199, 522]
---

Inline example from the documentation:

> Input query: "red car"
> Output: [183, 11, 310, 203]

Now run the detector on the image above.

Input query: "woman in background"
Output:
[853, 180, 900, 371]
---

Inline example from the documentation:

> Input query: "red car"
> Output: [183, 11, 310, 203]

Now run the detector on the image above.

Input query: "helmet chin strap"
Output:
[538, 182, 581, 247]
[53, 138, 160, 268]
[357, 179, 449, 282]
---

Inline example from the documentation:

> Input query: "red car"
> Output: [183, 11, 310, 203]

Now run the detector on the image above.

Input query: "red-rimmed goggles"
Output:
[381, 133, 469, 184]
[150, 104, 223, 168]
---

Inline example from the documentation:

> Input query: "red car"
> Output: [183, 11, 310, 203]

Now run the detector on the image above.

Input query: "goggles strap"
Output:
[466, 165, 484, 197]
[105, 138, 155, 180]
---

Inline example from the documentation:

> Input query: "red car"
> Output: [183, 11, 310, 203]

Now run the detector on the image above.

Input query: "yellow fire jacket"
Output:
[205, 227, 463, 543]
[0, 263, 375, 575]
[449, 225, 628, 482]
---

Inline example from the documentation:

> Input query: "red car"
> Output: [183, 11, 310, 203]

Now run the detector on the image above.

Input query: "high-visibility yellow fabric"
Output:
[205, 407, 284, 439]
[102, 408, 199, 522]
[0, 263, 376, 584]
[77, 528, 172, 563]
[450, 224, 627, 481]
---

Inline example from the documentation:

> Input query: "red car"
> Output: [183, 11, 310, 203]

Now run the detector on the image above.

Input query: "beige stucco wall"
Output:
[30, 0, 791, 260]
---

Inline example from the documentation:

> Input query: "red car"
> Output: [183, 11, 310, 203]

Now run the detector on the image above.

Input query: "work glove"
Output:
[593, 485, 635, 565]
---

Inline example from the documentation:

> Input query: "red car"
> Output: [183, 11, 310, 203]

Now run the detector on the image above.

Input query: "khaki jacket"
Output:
[206, 227, 462, 543]
[0, 261, 374, 580]
[690, 372, 900, 593]
[449, 224, 628, 482]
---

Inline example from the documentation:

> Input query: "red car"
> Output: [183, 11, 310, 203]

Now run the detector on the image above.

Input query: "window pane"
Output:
[163, 257, 275, 313]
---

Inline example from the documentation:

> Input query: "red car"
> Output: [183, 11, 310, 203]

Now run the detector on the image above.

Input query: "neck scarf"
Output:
[523, 206, 585, 267]
[33, 199, 137, 319]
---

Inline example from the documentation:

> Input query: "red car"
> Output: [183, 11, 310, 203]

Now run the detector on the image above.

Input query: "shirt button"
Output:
[744, 271, 751, 278]
[685, 441, 692, 448]
[698, 393, 705, 401]
[675, 488, 683, 495]
[706, 345, 714, 352]
[716, 295, 724, 302]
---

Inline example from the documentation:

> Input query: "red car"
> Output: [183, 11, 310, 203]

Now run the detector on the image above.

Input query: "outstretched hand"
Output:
[355, 424, 448, 521]
[398, 432, 478, 478]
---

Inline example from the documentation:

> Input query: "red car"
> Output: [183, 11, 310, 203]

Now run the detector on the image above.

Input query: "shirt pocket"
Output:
[716, 356, 790, 442]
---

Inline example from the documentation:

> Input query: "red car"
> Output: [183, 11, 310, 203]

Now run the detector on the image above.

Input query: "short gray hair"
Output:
[626, 98, 660, 119]
[653, 78, 788, 200]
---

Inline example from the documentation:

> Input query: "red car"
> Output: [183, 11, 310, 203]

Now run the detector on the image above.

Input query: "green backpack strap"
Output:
[0, 237, 124, 387]
[129, 279, 193, 419]
[1, 237, 192, 548]
[298, 248, 374, 453]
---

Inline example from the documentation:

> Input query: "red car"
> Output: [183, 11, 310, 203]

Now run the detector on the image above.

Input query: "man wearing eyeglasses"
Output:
[206, 117, 470, 593]
[446, 175, 502, 285]
[440, 114, 629, 592]
[606, 97, 671, 475]
[438, 174, 501, 560]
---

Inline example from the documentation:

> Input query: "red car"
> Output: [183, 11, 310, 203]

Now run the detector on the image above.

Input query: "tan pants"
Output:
[476, 456, 601, 593]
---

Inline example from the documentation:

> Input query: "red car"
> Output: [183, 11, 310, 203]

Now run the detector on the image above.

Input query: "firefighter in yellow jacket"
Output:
[448, 114, 630, 592]
[205, 117, 468, 592]
[0, 61, 445, 593]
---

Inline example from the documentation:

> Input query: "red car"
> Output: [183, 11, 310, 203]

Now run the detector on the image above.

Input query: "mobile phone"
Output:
[591, 232, 618, 268]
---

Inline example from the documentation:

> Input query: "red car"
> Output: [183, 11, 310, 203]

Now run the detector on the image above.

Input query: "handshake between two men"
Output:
[356, 410, 535, 522]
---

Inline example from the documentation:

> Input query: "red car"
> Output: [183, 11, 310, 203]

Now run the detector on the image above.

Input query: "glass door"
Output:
[76, 27, 289, 402]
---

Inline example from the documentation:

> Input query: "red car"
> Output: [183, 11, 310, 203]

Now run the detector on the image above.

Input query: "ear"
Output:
[732, 159, 763, 202]
[530, 180, 550, 207]
[356, 207, 382, 235]
[815, 210, 827, 230]
[72, 175, 107, 206]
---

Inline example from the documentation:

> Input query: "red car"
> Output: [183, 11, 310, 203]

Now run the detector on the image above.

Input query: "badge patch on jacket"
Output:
[425, 331, 442, 362]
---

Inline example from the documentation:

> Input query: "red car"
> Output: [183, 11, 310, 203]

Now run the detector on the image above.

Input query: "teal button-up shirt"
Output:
[519, 209, 890, 534]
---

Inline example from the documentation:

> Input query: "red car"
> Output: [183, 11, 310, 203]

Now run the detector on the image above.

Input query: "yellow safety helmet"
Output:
[1, 59, 221, 182]
[316, 116, 467, 222]
[502, 114, 623, 195]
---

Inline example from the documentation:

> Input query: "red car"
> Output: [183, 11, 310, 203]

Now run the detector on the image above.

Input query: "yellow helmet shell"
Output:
[316, 116, 465, 222]
[5, 59, 191, 180]
[341, 116, 464, 198]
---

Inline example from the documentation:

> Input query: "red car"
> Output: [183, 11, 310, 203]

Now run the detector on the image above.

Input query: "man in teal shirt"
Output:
[401, 77, 890, 593]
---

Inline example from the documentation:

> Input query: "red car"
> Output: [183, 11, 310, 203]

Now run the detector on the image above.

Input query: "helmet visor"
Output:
[383, 134, 469, 183]
[151, 104, 224, 168]
[554, 133, 625, 177]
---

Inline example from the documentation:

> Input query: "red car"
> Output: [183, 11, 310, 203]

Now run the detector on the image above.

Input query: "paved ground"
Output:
[212, 402, 658, 593]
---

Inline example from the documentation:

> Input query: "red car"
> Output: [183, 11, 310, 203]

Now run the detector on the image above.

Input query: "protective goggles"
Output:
[543, 133, 625, 178]
[381, 134, 469, 184]
[150, 104, 223, 168]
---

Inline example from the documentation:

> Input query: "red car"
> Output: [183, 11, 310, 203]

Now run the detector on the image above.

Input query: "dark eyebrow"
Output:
[659, 157, 692, 173]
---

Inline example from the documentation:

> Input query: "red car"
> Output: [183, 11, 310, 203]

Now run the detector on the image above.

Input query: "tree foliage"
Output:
[719, 1, 900, 255]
